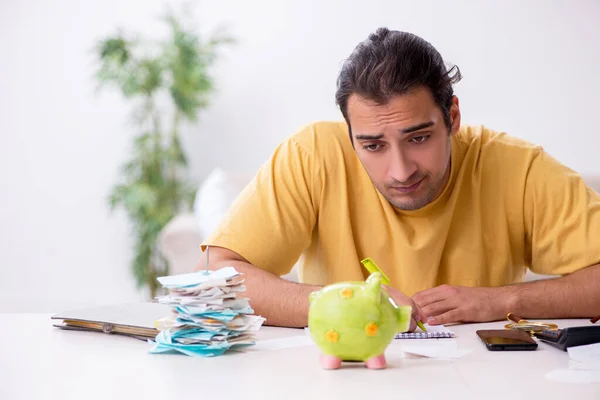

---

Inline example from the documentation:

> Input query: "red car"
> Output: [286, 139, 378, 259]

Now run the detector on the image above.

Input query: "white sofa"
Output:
[159, 169, 600, 282]
[159, 168, 299, 281]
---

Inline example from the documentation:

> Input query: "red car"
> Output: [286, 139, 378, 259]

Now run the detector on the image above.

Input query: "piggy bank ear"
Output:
[366, 271, 382, 287]
[396, 305, 412, 333]
[365, 272, 382, 299]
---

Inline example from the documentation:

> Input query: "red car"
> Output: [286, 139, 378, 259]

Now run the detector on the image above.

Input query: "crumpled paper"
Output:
[546, 343, 600, 383]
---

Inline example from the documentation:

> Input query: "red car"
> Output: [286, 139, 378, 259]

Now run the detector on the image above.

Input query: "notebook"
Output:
[51, 301, 173, 341]
[395, 324, 455, 339]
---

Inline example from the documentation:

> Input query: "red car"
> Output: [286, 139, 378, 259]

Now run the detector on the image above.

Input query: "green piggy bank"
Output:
[308, 272, 411, 369]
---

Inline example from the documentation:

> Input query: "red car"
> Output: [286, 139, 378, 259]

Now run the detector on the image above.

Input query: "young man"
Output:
[197, 28, 600, 331]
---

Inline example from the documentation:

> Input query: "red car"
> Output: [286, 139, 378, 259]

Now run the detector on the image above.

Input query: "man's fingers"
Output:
[408, 317, 417, 332]
[413, 285, 454, 307]
[427, 309, 462, 326]
[412, 303, 421, 318]
[420, 300, 454, 320]
[412, 303, 425, 323]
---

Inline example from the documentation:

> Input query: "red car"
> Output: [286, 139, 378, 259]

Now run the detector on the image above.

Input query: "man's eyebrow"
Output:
[354, 133, 384, 140]
[401, 121, 434, 134]
[354, 121, 435, 140]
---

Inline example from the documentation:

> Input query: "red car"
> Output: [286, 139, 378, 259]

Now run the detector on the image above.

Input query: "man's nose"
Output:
[388, 151, 417, 183]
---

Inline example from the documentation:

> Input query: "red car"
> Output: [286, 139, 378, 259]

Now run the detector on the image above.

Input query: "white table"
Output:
[1, 314, 599, 400]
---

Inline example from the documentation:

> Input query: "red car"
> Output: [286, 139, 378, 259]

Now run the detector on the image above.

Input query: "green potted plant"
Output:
[94, 10, 233, 297]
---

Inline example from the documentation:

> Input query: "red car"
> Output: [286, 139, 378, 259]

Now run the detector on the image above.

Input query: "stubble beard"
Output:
[383, 158, 451, 211]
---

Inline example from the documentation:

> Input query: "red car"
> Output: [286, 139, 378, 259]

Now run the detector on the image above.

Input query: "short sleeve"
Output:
[524, 149, 600, 275]
[201, 135, 321, 276]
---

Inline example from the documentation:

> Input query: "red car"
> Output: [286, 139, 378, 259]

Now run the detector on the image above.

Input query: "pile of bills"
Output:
[149, 267, 265, 357]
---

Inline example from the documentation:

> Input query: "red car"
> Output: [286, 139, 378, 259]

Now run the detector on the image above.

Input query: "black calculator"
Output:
[534, 325, 600, 351]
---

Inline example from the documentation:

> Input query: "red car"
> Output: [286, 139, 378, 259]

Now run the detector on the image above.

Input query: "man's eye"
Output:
[411, 135, 429, 144]
[362, 144, 382, 151]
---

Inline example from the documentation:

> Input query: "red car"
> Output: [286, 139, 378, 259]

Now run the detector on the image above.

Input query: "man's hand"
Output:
[413, 285, 512, 326]
[384, 285, 425, 332]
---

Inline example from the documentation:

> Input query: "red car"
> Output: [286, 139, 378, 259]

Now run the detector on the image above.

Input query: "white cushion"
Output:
[193, 168, 254, 240]
[193, 167, 299, 282]
[158, 213, 203, 276]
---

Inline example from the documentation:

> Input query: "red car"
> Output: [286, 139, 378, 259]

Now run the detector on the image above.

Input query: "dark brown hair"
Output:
[335, 28, 462, 132]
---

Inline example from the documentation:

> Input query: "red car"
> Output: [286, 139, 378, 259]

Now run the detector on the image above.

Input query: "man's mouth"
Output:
[389, 177, 424, 194]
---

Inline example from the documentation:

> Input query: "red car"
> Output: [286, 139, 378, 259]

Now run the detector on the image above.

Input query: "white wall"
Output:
[1, 0, 599, 312]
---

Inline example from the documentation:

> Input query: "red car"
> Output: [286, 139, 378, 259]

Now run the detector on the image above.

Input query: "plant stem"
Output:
[148, 265, 159, 299]
[171, 109, 181, 139]
[170, 109, 182, 212]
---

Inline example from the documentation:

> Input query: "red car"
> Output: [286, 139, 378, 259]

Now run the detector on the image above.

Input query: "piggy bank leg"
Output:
[320, 354, 342, 369]
[365, 354, 386, 369]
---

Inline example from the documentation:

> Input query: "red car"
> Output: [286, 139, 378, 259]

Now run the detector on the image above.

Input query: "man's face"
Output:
[347, 87, 461, 211]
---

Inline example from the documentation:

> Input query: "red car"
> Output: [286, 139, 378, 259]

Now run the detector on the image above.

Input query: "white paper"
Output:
[401, 341, 471, 359]
[568, 342, 600, 363]
[564, 343, 600, 371]
[157, 267, 239, 288]
[545, 342, 600, 383]
[158, 293, 238, 306]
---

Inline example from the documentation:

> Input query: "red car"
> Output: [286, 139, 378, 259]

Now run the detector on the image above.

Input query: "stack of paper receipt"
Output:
[149, 267, 265, 357]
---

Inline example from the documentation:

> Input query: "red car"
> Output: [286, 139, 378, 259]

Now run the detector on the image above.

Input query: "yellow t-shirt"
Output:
[203, 121, 600, 296]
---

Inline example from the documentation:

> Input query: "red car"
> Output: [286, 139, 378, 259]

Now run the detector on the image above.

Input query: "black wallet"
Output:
[534, 325, 600, 351]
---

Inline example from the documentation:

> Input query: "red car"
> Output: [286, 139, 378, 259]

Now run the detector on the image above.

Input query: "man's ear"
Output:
[449, 96, 461, 136]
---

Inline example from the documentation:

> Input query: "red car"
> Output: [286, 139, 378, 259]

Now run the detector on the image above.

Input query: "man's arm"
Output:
[196, 247, 425, 330]
[506, 263, 600, 318]
[195, 246, 321, 328]
[413, 263, 600, 325]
